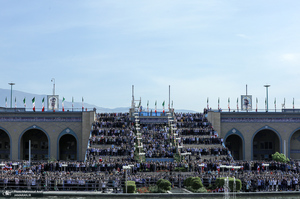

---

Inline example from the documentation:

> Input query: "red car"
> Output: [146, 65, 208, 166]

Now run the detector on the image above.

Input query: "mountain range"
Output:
[0, 88, 196, 113]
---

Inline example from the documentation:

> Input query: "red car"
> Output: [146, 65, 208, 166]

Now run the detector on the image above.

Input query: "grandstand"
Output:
[3, 94, 300, 193]
[85, 105, 232, 164]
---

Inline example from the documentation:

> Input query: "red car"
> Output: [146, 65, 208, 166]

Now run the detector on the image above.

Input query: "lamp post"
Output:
[29, 140, 31, 167]
[264, 84, 270, 112]
[51, 78, 55, 111]
[51, 78, 55, 95]
[123, 165, 133, 193]
[8, 82, 15, 108]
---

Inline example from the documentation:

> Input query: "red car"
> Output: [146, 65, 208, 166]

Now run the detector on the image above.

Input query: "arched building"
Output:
[0, 110, 95, 161]
[208, 111, 300, 160]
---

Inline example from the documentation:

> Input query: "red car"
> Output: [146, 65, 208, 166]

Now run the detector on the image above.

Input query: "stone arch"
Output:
[18, 125, 51, 160]
[252, 126, 281, 160]
[57, 128, 79, 161]
[289, 127, 300, 159]
[224, 128, 245, 160]
[0, 127, 12, 160]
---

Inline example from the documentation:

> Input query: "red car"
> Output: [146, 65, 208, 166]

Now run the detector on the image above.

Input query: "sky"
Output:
[1, 0, 300, 112]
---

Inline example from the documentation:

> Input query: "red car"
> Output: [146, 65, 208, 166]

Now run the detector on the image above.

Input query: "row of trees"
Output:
[124, 177, 242, 193]
[124, 152, 287, 193]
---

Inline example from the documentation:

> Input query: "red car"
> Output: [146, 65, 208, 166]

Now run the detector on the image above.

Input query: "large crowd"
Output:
[1, 159, 300, 192]
[1, 111, 300, 193]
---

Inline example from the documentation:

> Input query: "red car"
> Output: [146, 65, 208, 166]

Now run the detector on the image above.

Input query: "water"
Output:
[2, 196, 300, 199]
[224, 177, 230, 199]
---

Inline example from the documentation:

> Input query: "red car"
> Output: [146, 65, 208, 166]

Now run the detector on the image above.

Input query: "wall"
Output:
[0, 111, 95, 161]
[218, 112, 300, 160]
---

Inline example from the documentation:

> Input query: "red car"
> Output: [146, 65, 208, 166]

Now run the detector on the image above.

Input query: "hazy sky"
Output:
[1, 0, 300, 112]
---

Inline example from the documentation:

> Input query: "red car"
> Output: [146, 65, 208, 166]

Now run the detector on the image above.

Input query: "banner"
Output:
[47, 95, 59, 111]
[241, 95, 252, 111]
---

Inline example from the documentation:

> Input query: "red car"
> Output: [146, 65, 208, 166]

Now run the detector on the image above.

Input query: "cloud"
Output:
[280, 53, 300, 63]
[276, 53, 300, 76]
[236, 34, 250, 39]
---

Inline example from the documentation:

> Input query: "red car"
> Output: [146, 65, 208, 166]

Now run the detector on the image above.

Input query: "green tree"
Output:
[272, 152, 289, 163]
[216, 177, 242, 192]
[123, 181, 136, 193]
[184, 177, 193, 187]
[191, 177, 203, 190]
[157, 179, 171, 191]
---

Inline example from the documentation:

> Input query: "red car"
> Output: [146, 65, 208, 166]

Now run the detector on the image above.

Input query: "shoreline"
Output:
[2, 190, 300, 198]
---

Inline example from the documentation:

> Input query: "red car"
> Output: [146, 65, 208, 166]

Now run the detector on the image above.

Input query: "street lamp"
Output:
[8, 82, 15, 108]
[264, 84, 270, 112]
[51, 78, 55, 95]
[51, 78, 55, 111]
[123, 165, 133, 193]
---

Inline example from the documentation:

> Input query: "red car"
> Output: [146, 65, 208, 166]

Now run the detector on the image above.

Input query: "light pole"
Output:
[51, 78, 55, 95]
[29, 140, 31, 167]
[51, 78, 55, 111]
[123, 165, 132, 193]
[264, 84, 270, 112]
[8, 82, 15, 108]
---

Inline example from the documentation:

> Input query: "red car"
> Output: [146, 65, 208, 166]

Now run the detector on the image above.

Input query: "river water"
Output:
[5, 195, 299, 199]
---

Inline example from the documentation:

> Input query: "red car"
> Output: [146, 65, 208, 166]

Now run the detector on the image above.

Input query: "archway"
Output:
[290, 129, 300, 160]
[59, 134, 77, 160]
[20, 129, 49, 160]
[0, 129, 10, 160]
[225, 134, 243, 160]
[253, 129, 280, 160]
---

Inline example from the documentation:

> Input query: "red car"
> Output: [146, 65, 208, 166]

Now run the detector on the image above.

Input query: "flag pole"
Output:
[274, 98, 276, 112]
[169, 85, 170, 111]
[72, 97, 74, 112]
[246, 84, 248, 112]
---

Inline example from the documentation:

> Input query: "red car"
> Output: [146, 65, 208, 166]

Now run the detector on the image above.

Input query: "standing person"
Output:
[265, 177, 269, 191]
[257, 178, 261, 191]
[273, 178, 277, 191]
[287, 178, 292, 191]
[98, 179, 103, 192]
[26, 177, 32, 190]
[4, 176, 8, 189]
[32, 176, 36, 190]
[295, 177, 299, 191]
[15, 177, 20, 190]
[277, 177, 281, 191]
[269, 178, 273, 191]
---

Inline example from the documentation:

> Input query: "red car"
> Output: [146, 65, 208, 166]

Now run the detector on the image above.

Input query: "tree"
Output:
[157, 179, 171, 191]
[191, 177, 203, 190]
[123, 181, 136, 193]
[272, 152, 289, 163]
[216, 177, 242, 192]
[183, 177, 193, 187]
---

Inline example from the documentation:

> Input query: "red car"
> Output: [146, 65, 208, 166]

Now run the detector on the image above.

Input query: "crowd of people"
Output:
[140, 124, 175, 158]
[1, 158, 300, 192]
[180, 136, 223, 145]
[1, 111, 300, 193]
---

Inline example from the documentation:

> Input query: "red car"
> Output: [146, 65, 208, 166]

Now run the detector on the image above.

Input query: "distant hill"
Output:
[0, 88, 197, 113]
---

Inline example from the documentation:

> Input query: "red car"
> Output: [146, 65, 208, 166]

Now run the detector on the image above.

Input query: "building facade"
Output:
[0, 110, 95, 161]
[208, 111, 300, 161]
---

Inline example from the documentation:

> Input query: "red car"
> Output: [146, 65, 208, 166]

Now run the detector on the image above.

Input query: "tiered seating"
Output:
[140, 124, 176, 158]
[86, 113, 136, 162]
[86, 112, 231, 163]
[175, 113, 230, 161]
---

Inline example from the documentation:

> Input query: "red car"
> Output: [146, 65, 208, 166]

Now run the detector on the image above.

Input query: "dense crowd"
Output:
[1, 112, 300, 193]
[1, 159, 300, 192]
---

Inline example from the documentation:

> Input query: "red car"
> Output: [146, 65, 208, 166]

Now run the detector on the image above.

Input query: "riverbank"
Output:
[2, 190, 300, 198]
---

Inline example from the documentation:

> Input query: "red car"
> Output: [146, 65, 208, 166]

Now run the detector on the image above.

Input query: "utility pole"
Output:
[264, 84, 270, 112]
